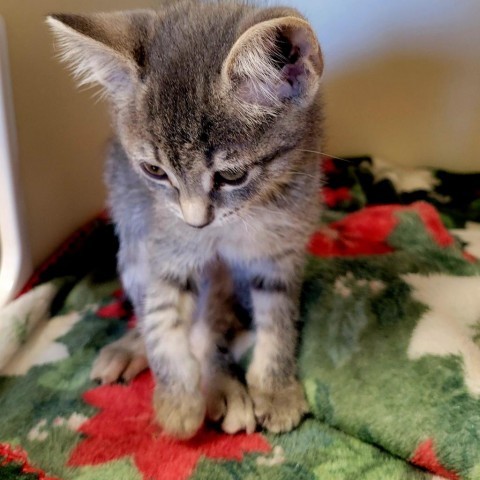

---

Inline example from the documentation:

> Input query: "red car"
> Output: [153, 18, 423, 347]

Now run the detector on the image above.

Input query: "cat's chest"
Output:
[219, 214, 305, 262]
[219, 227, 275, 260]
[147, 226, 217, 271]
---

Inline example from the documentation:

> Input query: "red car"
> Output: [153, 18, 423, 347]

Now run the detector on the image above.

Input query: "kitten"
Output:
[47, 0, 324, 438]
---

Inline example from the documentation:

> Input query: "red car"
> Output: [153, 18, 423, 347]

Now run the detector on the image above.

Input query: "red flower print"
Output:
[0, 443, 61, 480]
[308, 201, 454, 257]
[323, 187, 352, 208]
[96, 289, 130, 319]
[96, 289, 138, 328]
[322, 156, 339, 175]
[411, 438, 459, 480]
[69, 371, 271, 480]
[96, 300, 130, 319]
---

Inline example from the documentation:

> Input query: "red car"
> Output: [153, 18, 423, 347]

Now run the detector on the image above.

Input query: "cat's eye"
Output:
[141, 162, 169, 181]
[215, 169, 249, 187]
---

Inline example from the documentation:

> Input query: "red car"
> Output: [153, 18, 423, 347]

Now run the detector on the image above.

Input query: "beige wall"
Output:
[1, 0, 480, 268]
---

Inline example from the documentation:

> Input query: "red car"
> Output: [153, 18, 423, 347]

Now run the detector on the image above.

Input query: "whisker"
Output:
[296, 149, 351, 163]
[240, 212, 262, 234]
[285, 170, 317, 179]
[236, 211, 252, 234]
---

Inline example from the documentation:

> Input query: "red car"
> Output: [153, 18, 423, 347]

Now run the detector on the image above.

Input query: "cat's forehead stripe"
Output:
[151, 142, 162, 164]
[204, 145, 216, 169]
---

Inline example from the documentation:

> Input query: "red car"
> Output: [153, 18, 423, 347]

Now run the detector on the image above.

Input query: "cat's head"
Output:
[47, 2, 323, 228]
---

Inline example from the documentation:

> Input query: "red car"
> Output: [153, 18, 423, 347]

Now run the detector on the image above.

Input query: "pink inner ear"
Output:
[279, 62, 309, 98]
[230, 22, 320, 106]
[273, 28, 316, 100]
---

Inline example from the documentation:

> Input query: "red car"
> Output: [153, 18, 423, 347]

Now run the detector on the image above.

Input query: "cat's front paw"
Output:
[248, 380, 309, 433]
[153, 387, 206, 439]
[205, 374, 256, 434]
[91, 329, 148, 384]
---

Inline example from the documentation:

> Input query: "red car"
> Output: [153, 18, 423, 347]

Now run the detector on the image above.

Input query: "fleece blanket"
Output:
[322, 156, 480, 229]
[1, 158, 480, 480]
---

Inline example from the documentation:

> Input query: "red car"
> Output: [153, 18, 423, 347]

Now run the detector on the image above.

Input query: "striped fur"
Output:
[49, 0, 324, 438]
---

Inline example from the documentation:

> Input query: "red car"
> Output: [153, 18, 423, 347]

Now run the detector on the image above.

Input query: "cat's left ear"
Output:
[222, 16, 323, 109]
[46, 11, 155, 97]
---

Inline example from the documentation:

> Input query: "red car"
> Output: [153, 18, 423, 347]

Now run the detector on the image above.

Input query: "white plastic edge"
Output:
[0, 16, 32, 308]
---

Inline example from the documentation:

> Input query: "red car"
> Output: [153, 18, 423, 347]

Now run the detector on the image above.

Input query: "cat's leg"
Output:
[243, 259, 309, 433]
[192, 322, 256, 434]
[191, 260, 255, 434]
[91, 232, 149, 384]
[203, 336, 257, 436]
[143, 275, 206, 439]
[204, 360, 256, 435]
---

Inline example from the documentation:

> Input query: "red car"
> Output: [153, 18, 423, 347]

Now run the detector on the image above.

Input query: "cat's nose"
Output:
[180, 197, 214, 228]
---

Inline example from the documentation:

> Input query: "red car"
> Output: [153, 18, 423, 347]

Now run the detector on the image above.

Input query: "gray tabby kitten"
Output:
[47, 0, 323, 439]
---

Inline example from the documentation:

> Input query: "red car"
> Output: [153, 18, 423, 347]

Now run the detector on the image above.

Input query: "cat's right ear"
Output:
[46, 11, 155, 98]
[222, 16, 323, 111]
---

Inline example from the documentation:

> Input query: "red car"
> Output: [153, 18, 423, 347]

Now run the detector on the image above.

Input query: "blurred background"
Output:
[0, 0, 479, 271]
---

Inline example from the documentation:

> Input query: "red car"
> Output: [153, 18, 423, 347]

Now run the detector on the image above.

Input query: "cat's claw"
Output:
[90, 329, 148, 384]
[153, 387, 206, 439]
[206, 374, 256, 434]
[248, 380, 309, 433]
